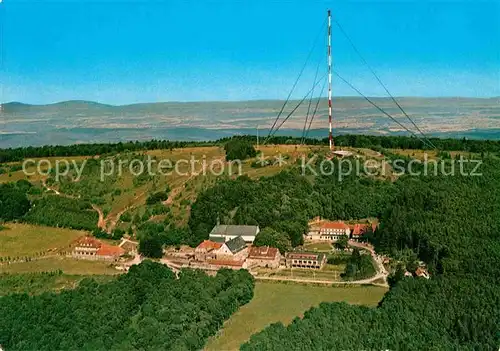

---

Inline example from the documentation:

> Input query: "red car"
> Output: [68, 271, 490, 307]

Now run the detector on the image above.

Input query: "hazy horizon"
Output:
[2, 97, 499, 148]
[2, 95, 499, 107]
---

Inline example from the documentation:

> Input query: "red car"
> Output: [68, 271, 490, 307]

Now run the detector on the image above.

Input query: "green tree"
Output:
[253, 227, 291, 254]
[0, 183, 31, 221]
[335, 236, 349, 250]
[224, 139, 257, 161]
[138, 236, 163, 258]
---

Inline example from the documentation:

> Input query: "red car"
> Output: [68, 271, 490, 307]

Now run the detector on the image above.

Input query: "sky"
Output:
[1, 0, 499, 104]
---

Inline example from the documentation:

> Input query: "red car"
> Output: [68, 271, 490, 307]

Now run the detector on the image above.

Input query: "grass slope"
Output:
[0, 257, 120, 275]
[205, 282, 387, 351]
[0, 223, 86, 257]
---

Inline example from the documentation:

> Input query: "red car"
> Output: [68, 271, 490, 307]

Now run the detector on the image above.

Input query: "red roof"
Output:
[352, 224, 366, 236]
[196, 240, 223, 251]
[74, 236, 102, 249]
[207, 259, 244, 267]
[286, 252, 322, 260]
[97, 244, 125, 257]
[321, 221, 349, 230]
[351, 223, 378, 236]
[248, 246, 279, 260]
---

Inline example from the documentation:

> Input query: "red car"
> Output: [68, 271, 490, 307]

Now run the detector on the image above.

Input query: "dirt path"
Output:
[42, 178, 105, 231]
[91, 204, 106, 230]
[347, 240, 388, 285]
[105, 189, 148, 232]
[41, 179, 62, 196]
[253, 275, 387, 287]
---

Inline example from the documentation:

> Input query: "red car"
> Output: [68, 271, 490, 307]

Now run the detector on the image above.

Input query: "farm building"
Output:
[71, 236, 125, 262]
[209, 224, 260, 243]
[215, 236, 249, 261]
[284, 252, 326, 269]
[195, 240, 222, 261]
[246, 246, 281, 269]
[349, 222, 377, 241]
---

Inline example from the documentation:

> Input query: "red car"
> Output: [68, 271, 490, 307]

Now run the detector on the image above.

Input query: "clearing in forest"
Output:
[205, 282, 387, 351]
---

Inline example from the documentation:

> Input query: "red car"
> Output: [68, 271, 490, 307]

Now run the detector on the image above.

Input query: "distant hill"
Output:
[1, 97, 499, 148]
[1, 100, 114, 113]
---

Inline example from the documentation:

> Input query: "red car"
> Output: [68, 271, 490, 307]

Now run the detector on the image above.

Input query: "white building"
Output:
[319, 221, 350, 241]
[209, 225, 260, 243]
[308, 221, 351, 242]
[215, 236, 249, 261]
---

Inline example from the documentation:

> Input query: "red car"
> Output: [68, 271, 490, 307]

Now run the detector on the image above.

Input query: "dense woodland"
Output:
[189, 162, 394, 248]
[0, 181, 31, 221]
[0, 261, 255, 350]
[241, 158, 500, 350]
[1, 134, 499, 163]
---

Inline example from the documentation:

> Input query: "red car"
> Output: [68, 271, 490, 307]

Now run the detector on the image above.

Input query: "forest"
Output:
[188, 162, 394, 248]
[1, 134, 499, 163]
[240, 157, 500, 350]
[0, 261, 255, 350]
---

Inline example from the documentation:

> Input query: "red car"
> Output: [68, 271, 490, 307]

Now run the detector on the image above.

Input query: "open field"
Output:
[205, 281, 387, 351]
[0, 223, 87, 258]
[0, 272, 116, 296]
[388, 148, 477, 160]
[0, 156, 91, 183]
[303, 242, 333, 251]
[0, 257, 120, 275]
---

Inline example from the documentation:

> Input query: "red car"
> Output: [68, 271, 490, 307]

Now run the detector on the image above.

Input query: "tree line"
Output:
[0, 261, 255, 350]
[2, 134, 499, 163]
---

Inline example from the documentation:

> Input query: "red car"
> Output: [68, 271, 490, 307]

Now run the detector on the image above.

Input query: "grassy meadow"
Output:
[205, 282, 387, 351]
[0, 223, 87, 258]
[0, 257, 120, 275]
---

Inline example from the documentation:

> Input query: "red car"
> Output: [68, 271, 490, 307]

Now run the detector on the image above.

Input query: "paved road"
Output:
[254, 241, 389, 287]
[254, 275, 387, 287]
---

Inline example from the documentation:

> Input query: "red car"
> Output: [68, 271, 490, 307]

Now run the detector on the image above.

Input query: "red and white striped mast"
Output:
[327, 9, 334, 151]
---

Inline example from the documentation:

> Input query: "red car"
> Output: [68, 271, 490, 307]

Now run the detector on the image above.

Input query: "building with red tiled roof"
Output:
[71, 236, 101, 259]
[206, 259, 245, 268]
[318, 221, 350, 242]
[246, 246, 281, 269]
[195, 240, 223, 261]
[97, 244, 125, 261]
[349, 222, 378, 241]
[71, 236, 125, 262]
[306, 220, 350, 242]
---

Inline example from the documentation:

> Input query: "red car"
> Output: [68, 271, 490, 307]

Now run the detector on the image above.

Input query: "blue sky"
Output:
[1, 0, 499, 104]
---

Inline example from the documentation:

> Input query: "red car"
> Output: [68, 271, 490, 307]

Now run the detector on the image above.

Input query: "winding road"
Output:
[254, 240, 389, 287]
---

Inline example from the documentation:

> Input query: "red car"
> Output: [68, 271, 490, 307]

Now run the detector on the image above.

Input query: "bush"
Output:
[138, 236, 163, 258]
[146, 191, 169, 205]
[0, 183, 31, 221]
[224, 139, 257, 161]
